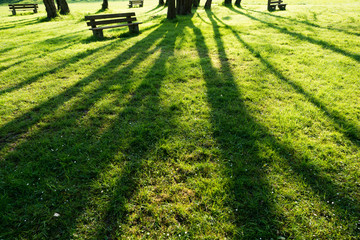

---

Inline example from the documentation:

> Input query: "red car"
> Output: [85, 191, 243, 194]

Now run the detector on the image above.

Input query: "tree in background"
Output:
[235, 0, 241, 6]
[193, 0, 200, 8]
[204, 0, 211, 9]
[224, 0, 231, 4]
[58, 0, 70, 14]
[102, 0, 108, 10]
[43, 0, 57, 18]
[159, 0, 165, 6]
[176, 0, 192, 15]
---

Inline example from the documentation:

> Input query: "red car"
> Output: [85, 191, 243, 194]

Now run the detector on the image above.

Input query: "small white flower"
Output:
[54, 213, 60, 217]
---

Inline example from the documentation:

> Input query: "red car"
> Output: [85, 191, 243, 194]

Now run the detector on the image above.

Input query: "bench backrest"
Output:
[129, 0, 143, 3]
[9, 4, 38, 8]
[85, 13, 137, 28]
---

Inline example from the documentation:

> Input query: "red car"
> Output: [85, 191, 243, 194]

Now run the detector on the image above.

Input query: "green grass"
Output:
[1, 0, 360, 239]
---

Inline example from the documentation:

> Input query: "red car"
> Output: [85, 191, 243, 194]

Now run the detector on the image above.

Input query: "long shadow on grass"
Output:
[0, 18, 39, 30]
[247, 8, 360, 37]
[190, 11, 280, 238]
[226, 6, 360, 144]
[0, 22, 179, 239]
[0, 26, 158, 151]
[228, 6, 360, 63]
[0, 32, 85, 65]
[209, 11, 360, 238]
[0, 34, 83, 92]
[92, 22, 183, 239]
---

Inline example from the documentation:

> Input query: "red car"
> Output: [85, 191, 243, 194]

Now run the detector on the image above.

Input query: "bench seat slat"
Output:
[85, 13, 135, 20]
[87, 17, 137, 26]
[90, 22, 142, 31]
[10, 6, 38, 9]
[9, 4, 38, 6]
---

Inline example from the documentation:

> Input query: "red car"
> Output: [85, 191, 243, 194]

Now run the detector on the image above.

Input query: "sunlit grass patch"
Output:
[1, 0, 360, 239]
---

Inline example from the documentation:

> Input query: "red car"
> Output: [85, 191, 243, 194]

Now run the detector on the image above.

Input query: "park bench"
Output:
[85, 12, 142, 38]
[267, 0, 286, 11]
[129, 0, 143, 8]
[8, 3, 38, 15]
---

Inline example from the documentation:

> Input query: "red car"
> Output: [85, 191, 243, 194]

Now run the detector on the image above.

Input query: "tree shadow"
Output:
[189, 10, 280, 238]
[146, 4, 166, 13]
[246, 8, 360, 37]
[227, 6, 360, 63]
[206, 10, 360, 238]
[224, 6, 360, 145]
[0, 18, 42, 30]
[0, 21, 179, 239]
[92, 22, 184, 239]
[0, 25, 160, 146]
[0, 33, 82, 81]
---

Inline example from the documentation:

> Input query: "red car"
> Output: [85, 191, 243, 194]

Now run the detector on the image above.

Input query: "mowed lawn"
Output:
[0, 0, 360, 239]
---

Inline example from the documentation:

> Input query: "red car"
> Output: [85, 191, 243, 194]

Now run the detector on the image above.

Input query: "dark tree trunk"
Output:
[167, 0, 176, 19]
[177, 0, 192, 15]
[159, 0, 164, 5]
[185, 0, 192, 12]
[165, 0, 168, 6]
[234, 0, 241, 6]
[204, 0, 211, 9]
[224, 0, 231, 4]
[58, 0, 70, 14]
[43, 0, 57, 18]
[193, 0, 200, 8]
[102, 0, 108, 10]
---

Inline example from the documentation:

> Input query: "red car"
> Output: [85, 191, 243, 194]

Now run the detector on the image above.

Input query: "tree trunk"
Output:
[102, 0, 108, 10]
[185, 0, 192, 13]
[193, 0, 200, 8]
[43, 0, 57, 18]
[204, 0, 211, 9]
[234, 0, 241, 6]
[177, 0, 192, 15]
[167, 0, 176, 19]
[159, 0, 164, 5]
[224, 0, 231, 4]
[58, 0, 70, 14]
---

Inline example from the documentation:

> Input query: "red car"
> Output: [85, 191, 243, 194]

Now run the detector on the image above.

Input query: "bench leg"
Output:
[267, 5, 276, 11]
[93, 29, 104, 38]
[34, 8, 37, 13]
[12, 9, 16, 15]
[129, 3, 132, 7]
[129, 24, 139, 33]
[279, 5, 286, 10]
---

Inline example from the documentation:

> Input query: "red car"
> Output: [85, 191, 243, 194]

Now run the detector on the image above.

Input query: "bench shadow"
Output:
[209, 11, 360, 238]
[0, 22, 177, 239]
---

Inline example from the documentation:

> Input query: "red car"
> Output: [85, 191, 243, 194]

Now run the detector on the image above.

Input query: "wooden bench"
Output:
[85, 12, 142, 38]
[267, 0, 286, 11]
[129, 0, 143, 8]
[8, 3, 38, 15]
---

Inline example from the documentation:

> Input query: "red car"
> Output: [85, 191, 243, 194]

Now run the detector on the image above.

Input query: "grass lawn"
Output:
[0, 0, 360, 238]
